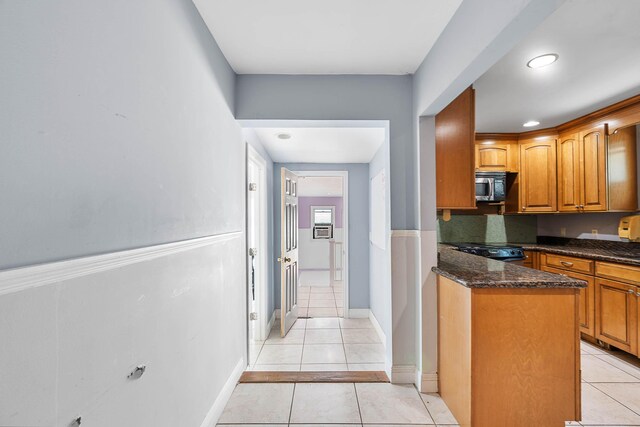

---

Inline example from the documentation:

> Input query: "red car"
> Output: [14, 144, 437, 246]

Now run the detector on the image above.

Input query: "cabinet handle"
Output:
[628, 289, 636, 294]
[560, 261, 574, 267]
[522, 206, 526, 211]
[636, 292, 640, 297]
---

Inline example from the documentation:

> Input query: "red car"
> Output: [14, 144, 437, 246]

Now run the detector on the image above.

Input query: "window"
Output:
[311, 206, 335, 239]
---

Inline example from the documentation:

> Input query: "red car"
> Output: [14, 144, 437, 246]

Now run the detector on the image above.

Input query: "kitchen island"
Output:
[434, 247, 586, 427]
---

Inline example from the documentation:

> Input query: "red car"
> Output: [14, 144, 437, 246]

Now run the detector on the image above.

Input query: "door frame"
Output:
[294, 170, 350, 318]
[247, 144, 269, 342]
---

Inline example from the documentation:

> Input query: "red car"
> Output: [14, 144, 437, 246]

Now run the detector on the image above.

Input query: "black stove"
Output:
[454, 243, 526, 261]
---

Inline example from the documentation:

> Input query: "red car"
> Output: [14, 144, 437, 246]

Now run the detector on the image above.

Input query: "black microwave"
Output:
[475, 172, 506, 202]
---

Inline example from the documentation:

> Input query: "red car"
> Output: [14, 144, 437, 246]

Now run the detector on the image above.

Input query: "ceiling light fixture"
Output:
[527, 53, 559, 69]
[523, 120, 540, 128]
[277, 133, 292, 140]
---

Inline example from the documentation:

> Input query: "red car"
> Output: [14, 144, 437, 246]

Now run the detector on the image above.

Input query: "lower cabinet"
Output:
[595, 278, 639, 355]
[543, 266, 596, 338]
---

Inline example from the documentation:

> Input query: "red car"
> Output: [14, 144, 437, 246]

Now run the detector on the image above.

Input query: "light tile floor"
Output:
[298, 279, 344, 318]
[249, 316, 385, 372]
[239, 339, 640, 426]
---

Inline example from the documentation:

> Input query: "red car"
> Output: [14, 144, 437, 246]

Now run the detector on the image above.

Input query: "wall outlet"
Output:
[560, 227, 566, 237]
[592, 229, 599, 237]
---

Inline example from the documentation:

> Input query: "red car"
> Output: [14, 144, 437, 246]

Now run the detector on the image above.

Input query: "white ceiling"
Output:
[192, 0, 462, 75]
[474, 0, 640, 133]
[252, 127, 385, 163]
[297, 176, 343, 197]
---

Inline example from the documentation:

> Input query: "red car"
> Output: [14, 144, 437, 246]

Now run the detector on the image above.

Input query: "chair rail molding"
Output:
[0, 231, 243, 296]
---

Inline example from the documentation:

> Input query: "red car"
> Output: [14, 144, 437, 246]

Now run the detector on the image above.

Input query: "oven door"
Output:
[475, 177, 494, 201]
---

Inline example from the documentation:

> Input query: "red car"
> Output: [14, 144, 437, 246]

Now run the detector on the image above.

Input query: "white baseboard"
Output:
[199, 357, 245, 427]
[267, 310, 276, 331]
[348, 308, 370, 318]
[420, 372, 439, 393]
[368, 311, 386, 349]
[391, 365, 418, 384]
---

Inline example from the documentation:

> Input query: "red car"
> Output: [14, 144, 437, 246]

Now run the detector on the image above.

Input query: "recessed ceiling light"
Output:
[527, 53, 559, 69]
[277, 133, 291, 140]
[523, 120, 540, 128]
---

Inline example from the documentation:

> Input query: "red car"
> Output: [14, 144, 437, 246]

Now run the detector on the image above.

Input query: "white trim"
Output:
[391, 229, 421, 238]
[294, 170, 350, 318]
[348, 308, 370, 318]
[390, 365, 418, 384]
[199, 357, 245, 427]
[0, 232, 242, 297]
[420, 372, 439, 393]
[368, 310, 386, 349]
[247, 144, 269, 342]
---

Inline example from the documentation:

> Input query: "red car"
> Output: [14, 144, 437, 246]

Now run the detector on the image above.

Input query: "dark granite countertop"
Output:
[433, 245, 587, 289]
[518, 241, 640, 267]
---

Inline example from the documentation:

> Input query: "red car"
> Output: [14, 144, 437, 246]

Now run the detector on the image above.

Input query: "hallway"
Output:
[249, 315, 385, 372]
[298, 277, 344, 318]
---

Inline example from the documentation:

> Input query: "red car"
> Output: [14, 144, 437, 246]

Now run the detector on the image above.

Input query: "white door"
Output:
[247, 158, 259, 343]
[280, 167, 299, 336]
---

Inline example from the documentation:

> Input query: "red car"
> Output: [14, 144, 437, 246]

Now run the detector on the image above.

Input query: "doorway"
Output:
[246, 144, 269, 367]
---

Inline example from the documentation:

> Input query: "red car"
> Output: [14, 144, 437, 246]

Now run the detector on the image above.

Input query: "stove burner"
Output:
[454, 243, 526, 261]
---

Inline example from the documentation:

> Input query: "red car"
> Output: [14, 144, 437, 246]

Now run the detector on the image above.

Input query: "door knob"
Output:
[277, 257, 291, 263]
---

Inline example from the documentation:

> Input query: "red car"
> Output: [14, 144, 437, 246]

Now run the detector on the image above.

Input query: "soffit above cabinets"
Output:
[192, 0, 462, 75]
[474, 0, 640, 133]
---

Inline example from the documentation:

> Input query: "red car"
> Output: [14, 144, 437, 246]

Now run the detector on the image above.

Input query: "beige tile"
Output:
[308, 299, 337, 308]
[249, 343, 263, 365]
[580, 382, 640, 425]
[336, 298, 344, 308]
[310, 287, 334, 294]
[250, 364, 300, 371]
[300, 363, 349, 371]
[305, 328, 343, 344]
[292, 425, 358, 427]
[348, 363, 386, 371]
[308, 307, 339, 317]
[356, 383, 434, 424]
[298, 307, 309, 317]
[334, 292, 344, 299]
[307, 317, 340, 329]
[265, 328, 305, 345]
[365, 425, 433, 427]
[218, 425, 287, 427]
[290, 383, 361, 424]
[256, 344, 303, 365]
[302, 343, 346, 364]
[581, 341, 607, 355]
[298, 299, 309, 307]
[592, 382, 640, 414]
[218, 383, 294, 424]
[420, 393, 458, 425]
[594, 354, 640, 380]
[345, 343, 385, 363]
[582, 355, 639, 383]
[340, 318, 374, 329]
[291, 319, 307, 330]
[342, 328, 382, 344]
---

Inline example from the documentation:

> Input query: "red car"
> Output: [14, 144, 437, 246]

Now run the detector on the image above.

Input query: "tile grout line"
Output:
[587, 381, 640, 418]
[288, 382, 296, 425]
[353, 382, 364, 425]
[590, 353, 640, 381]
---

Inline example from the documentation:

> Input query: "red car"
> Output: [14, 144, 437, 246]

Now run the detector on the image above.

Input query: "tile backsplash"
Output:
[437, 214, 538, 243]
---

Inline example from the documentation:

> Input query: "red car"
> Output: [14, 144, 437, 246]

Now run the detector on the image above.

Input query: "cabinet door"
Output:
[595, 278, 638, 354]
[476, 143, 510, 171]
[543, 266, 595, 337]
[557, 133, 581, 212]
[580, 126, 607, 211]
[519, 138, 557, 212]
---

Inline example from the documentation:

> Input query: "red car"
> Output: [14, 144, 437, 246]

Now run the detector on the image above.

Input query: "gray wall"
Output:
[273, 163, 370, 310]
[0, 0, 243, 271]
[244, 129, 277, 316]
[0, 0, 246, 425]
[236, 75, 417, 231]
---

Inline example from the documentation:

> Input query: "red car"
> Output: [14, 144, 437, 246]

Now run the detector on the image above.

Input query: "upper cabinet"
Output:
[557, 126, 607, 212]
[580, 125, 608, 211]
[475, 136, 519, 172]
[608, 125, 639, 211]
[436, 87, 476, 210]
[519, 137, 557, 213]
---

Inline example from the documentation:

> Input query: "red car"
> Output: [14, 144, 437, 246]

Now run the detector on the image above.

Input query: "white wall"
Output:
[0, 0, 245, 425]
[299, 228, 344, 270]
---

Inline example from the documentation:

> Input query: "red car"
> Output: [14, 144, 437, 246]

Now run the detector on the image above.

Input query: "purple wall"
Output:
[298, 197, 343, 229]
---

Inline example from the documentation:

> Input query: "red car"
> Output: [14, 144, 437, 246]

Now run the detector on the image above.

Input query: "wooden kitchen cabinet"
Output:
[519, 137, 557, 212]
[595, 278, 638, 355]
[543, 265, 596, 338]
[474, 138, 519, 172]
[557, 132, 582, 212]
[580, 125, 608, 211]
[512, 250, 538, 269]
[436, 87, 476, 210]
